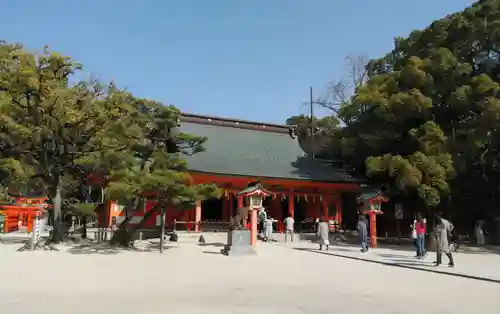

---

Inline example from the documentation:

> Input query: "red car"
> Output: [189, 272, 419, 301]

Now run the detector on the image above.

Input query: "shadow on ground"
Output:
[0, 235, 32, 245]
[319, 233, 500, 255]
[202, 251, 223, 255]
[293, 247, 500, 284]
[67, 242, 175, 255]
[197, 242, 225, 248]
[377, 253, 408, 259]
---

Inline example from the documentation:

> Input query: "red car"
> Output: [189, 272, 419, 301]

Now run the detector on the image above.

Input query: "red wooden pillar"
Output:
[369, 211, 378, 248]
[195, 200, 202, 232]
[288, 191, 294, 218]
[237, 195, 243, 208]
[322, 196, 329, 221]
[337, 197, 343, 227]
[27, 213, 33, 233]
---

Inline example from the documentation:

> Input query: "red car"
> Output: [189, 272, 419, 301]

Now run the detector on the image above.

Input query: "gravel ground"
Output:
[0, 233, 499, 314]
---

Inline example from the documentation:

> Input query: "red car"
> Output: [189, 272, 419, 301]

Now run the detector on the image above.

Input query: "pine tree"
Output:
[0, 42, 146, 242]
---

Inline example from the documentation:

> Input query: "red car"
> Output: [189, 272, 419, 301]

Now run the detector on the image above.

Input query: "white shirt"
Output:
[284, 217, 294, 231]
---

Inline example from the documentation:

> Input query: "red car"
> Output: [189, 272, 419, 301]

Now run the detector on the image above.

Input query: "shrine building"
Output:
[104, 113, 361, 232]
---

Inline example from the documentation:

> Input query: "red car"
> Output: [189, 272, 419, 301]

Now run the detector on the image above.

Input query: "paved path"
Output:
[0, 233, 499, 314]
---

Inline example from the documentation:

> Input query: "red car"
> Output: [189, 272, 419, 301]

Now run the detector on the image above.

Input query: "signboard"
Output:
[31, 212, 43, 246]
[15, 197, 48, 205]
[395, 203, 403, 220]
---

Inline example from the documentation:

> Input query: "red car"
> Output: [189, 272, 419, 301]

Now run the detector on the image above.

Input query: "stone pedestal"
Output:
[221, 230, 256, 256]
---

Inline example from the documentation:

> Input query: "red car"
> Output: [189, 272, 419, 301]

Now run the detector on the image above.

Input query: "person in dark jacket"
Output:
[357, 214, 369, 253]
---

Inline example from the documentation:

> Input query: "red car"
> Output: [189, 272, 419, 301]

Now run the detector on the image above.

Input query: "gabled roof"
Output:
[179, 114, 358, 184]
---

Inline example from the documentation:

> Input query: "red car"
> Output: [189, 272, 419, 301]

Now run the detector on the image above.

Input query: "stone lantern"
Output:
[236, 182, 272, 246]
[358, 185, 388, 248]
[222, 182, 273, 256]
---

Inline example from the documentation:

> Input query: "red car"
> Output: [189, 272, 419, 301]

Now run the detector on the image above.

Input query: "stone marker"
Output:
[221, 229, 256, 256]
[198, 234, 206, 243]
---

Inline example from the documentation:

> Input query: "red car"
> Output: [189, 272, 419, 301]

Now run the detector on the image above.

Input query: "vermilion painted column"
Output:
[237, 195, 243, 208]
[288, 192, 294, 218]
[369, 211, 377, 248]
[250, 209, 257, 246]
[322, 196, 329, 221]
[337, 198, 343, 227]
[195, 200, 202, 232]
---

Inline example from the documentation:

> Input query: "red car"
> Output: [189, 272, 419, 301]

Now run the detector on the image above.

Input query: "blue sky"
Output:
[1, 0, 475, 124]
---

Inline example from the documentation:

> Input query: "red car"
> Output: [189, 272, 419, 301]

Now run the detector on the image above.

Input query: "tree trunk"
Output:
[109, 198, 139, 244]
[159, 205, 166, 253]
[50, 175, 63, 243]
[111, 204, 160, 246]
[81, 217, 87, 239]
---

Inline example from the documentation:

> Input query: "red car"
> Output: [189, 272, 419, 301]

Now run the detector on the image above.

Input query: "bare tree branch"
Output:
[321, 54, 369, 112]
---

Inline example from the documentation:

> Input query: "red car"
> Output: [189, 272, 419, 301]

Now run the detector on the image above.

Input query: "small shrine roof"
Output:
[236, 183, 272, 196]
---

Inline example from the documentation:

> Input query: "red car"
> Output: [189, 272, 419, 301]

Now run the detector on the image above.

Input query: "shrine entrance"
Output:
[201, 198, 223, 221]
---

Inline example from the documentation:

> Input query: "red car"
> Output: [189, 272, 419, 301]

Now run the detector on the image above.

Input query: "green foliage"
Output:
[68, 202, 98, 219]
[105, 106, 222, 209]
[0, 41, 220, 239]
[312, 0, 500, 212]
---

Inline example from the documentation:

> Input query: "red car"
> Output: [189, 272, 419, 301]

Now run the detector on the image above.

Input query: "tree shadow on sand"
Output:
[197, 242, 225, 248]
[67, 242, 177, 255]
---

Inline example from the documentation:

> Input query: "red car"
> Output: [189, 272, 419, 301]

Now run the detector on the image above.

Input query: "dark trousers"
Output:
[436, 251, 454, 265]
[360, 234, 369, 251]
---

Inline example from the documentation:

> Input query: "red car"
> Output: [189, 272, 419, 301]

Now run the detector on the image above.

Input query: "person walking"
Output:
[357, 214, 369, 252]
[474, 220, 485, 245]
[264, 216, 274, 242]
[414, 213, 427, 259]
[284, 215, 295, 243]
[258, 208, 267, 237]
[317, 217, 330, 251]
[434, 214, 455, 267]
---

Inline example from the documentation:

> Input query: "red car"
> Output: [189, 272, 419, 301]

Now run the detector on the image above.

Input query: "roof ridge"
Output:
[181, 113, 290, 129]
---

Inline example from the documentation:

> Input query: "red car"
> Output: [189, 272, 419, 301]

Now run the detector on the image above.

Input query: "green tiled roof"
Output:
[180, 121, 358, 183]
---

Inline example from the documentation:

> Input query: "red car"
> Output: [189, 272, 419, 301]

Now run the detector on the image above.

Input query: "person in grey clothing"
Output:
[357, 214, 369, 253]
[264, 216, 274, 242]
[317, 217, 330, 251]
[284, 215, 294, 243]
[434, 213, 455, 267]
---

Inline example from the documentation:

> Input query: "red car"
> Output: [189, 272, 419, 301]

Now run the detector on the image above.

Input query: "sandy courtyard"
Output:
[0, 233, 499, 314]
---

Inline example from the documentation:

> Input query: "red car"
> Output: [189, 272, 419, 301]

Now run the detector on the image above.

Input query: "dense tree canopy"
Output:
[0, 41, 219, 243]
[289, 0, 500, 219]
